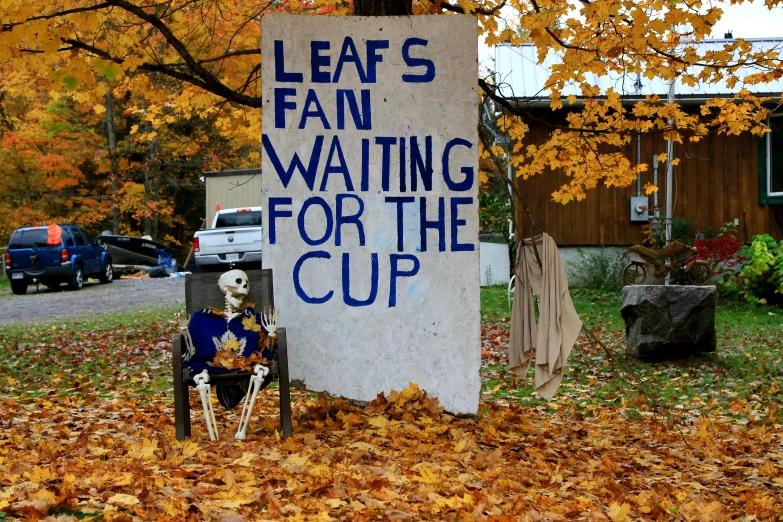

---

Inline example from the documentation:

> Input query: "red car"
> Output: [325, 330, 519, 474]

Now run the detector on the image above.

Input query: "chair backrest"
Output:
[185, 269, 274, 316]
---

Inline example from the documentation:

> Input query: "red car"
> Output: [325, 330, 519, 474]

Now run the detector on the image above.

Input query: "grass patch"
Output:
[2, 285, 780, 425]
[480, 284, 511, 325]
[481, 286, 783, 424]
[0, 304, 181, 336]
[0, 306, 180, 404]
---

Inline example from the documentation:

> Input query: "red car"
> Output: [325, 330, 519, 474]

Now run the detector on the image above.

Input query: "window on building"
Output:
[759, 114, 783, 205]
[767, 115, 783, 197]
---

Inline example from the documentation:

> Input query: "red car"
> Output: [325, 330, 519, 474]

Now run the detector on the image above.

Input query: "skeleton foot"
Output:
[235, 364, 270, 440]
[194, 370, 219, 441]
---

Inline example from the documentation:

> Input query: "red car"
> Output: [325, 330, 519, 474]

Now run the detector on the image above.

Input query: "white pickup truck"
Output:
[193, 207, 262, 272]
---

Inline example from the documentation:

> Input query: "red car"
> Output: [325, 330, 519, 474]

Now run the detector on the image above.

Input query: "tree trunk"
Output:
[151, 149, 160, 241]
[105, 85, 120, 235]
[142, 121, 153, 237]
[143, 168, 152, 237]
[353, 0, 412, 16]
[143, 132, 162, 240]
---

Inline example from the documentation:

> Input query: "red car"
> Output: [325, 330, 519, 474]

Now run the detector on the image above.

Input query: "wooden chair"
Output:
[172, 268, 292, 440]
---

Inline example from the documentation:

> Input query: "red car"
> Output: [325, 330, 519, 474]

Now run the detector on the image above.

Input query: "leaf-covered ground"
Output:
[0, 291, 781, 521]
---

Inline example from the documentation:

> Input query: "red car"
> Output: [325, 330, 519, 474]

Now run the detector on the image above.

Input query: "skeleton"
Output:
[217, 269, 249, 321]
[190, 270, 281, 440]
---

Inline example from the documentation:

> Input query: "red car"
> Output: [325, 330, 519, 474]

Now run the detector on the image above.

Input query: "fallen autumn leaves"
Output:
[0, 310, 782, 520]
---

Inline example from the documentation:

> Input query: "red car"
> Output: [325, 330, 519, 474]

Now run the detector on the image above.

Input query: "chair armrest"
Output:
[172, 333, 183, 363]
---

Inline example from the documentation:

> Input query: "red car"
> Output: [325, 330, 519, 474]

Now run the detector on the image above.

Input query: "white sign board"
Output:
[261, 15, 479, 414]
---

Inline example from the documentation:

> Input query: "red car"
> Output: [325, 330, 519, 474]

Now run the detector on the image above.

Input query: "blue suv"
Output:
[4, 224, 114, 295]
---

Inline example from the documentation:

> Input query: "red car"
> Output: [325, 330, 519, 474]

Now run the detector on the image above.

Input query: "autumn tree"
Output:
[0, 69, 116, 242]
[2, 0, 782, 205]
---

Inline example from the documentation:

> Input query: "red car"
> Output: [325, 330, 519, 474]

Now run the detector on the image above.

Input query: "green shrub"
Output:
[730, 234, 783, 305]
[567, 247, 624, 290]
[643, 216, 709, 248]
[479, 191, 511, 238]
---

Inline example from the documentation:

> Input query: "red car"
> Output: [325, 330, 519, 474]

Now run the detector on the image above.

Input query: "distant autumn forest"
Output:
[0, 73, 262, 255]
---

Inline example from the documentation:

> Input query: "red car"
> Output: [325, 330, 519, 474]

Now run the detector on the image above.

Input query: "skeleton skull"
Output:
[218, 270, 249, 315]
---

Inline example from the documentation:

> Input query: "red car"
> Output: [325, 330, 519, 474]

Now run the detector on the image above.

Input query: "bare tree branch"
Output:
[1, 3, 111, 31]
[439, 0, 506, 16]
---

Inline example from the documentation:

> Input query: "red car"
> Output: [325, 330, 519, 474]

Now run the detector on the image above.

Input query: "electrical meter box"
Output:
[630, 196, 650, 222]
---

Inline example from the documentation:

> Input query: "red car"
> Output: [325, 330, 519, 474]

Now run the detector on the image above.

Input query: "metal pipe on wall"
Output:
[637, 133, 642, 197]
[664, 78, 675, 285]
[652, 155, 659, 216]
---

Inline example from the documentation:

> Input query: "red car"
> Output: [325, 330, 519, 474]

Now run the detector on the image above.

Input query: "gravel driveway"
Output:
[0, 277, 185, 325]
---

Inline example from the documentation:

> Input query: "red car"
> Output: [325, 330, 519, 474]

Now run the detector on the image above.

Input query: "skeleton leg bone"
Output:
[194, 370, 218, 441]
[235, 364, 270, 440]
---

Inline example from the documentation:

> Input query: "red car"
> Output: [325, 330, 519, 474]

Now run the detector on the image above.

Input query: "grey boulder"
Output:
[621, 285, 717, 359]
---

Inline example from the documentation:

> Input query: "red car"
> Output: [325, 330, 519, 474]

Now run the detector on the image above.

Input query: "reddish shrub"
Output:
[691, 235, 745, 274]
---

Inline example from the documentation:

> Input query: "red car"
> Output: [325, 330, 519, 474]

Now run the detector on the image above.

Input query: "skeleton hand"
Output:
[176, 311, 195, 361]
[176, 310, 189, 330]
[260, 306, 279, 338]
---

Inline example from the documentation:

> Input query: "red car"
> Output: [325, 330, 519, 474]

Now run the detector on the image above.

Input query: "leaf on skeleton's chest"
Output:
[242, 315, 262, 332]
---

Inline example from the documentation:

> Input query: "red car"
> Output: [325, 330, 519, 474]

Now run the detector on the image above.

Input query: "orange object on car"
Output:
[47, 224, 62, 246]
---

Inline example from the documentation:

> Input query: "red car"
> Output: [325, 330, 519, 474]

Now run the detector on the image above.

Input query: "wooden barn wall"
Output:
[512, 124, 783, 246]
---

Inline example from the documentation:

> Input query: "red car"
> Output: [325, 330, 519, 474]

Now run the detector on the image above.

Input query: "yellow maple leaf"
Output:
[223, 337, 241, 353]
[242, 315, 262, 332]
[107, 493, 140, 508]
[414, 466, 440, 484]
[32, 488, 56, 505]
[325, 499, 347, 509]
[128, 438, 158, 462]
[111, 473, 134, 487]
[368, 416, 389, 429]
[400, 383, 421, 401]
[180, 441, 200, 459]
[644, 183, 659, 195]
[24, 465, 53, 484]
[607, 502, 632, 522]
[232, 452, 259, 467]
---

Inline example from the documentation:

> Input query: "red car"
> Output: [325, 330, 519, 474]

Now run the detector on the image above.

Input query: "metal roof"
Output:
[494, 38, 783, 102]
[203, 168, 262, 178]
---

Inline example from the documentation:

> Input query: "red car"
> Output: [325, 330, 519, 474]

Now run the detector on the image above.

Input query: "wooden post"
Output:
[277, 328, 293, 438]
[172, 334, 191, 440]
[183, 218, 206, 269]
